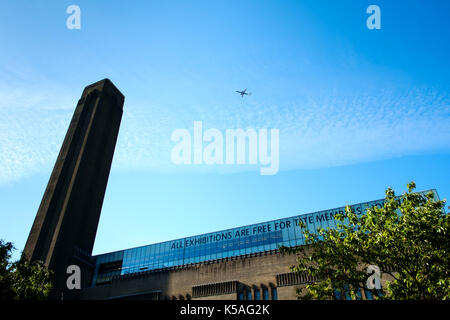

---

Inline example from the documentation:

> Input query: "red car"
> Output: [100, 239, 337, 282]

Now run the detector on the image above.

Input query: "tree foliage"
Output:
[280, 182, 449, 300]
[0, 240, 53, 300]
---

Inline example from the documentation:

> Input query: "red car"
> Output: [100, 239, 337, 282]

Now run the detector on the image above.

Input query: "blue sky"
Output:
[0, 0, 449, 260]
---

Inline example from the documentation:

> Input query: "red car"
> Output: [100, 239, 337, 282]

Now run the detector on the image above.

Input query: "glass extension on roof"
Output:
[91, 190, 438, 286]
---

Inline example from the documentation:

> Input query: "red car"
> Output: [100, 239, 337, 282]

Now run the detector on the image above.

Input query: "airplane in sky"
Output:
[236, 88, 251, 97]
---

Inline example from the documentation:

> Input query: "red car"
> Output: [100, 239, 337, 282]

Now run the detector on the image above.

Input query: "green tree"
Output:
[280, 182, 450, 300]
[0, 240, 53, 300]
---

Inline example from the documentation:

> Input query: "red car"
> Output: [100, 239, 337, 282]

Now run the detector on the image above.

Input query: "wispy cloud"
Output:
[279, 87, 450, 169]
[0, 86, 73, 184]
[111, 85, 450, 173]
[0, 74, 449, 185]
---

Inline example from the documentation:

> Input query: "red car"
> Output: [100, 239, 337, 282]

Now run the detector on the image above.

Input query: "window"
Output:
[335, 285, 365, 300]
[364, 288, 383, 300]
[263, 287, 269, 300]
[254, 288, 260, 300]
[246, 290, 252, 300]
[344, 284, 351, 300]
[355, 288, 362, 300]
[364, 288, 373, 300]
[98, 260, 122, 275]
[271, 287, 278, 300]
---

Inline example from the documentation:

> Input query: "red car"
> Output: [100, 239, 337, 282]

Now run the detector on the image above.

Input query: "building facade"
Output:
[80, 190, 437, 300]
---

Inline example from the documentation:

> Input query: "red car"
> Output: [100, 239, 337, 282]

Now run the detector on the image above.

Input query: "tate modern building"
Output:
[84, 192, 435, 300]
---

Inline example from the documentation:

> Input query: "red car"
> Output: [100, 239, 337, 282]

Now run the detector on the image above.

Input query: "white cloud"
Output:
[111, 85, 450, 172]
[0, 79, 449, 185]
[0, 85, 73, 184]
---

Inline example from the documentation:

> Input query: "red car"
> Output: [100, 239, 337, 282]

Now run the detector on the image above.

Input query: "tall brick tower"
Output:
[23, 79, 125, 299]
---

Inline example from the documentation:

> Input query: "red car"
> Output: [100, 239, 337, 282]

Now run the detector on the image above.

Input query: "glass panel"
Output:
[92, 195, 398, 286]
[361, 202, 371, 216]
[344, 284, 351, 300]
[334, 289, 342, 300]
[355, 288, 362, 300]
[352, 204, 363, 217]
[364, 289, 374, 300]
[325, 210, 336, 229]
[271, 287, 278, 300]
[263, 288, 269, 300]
